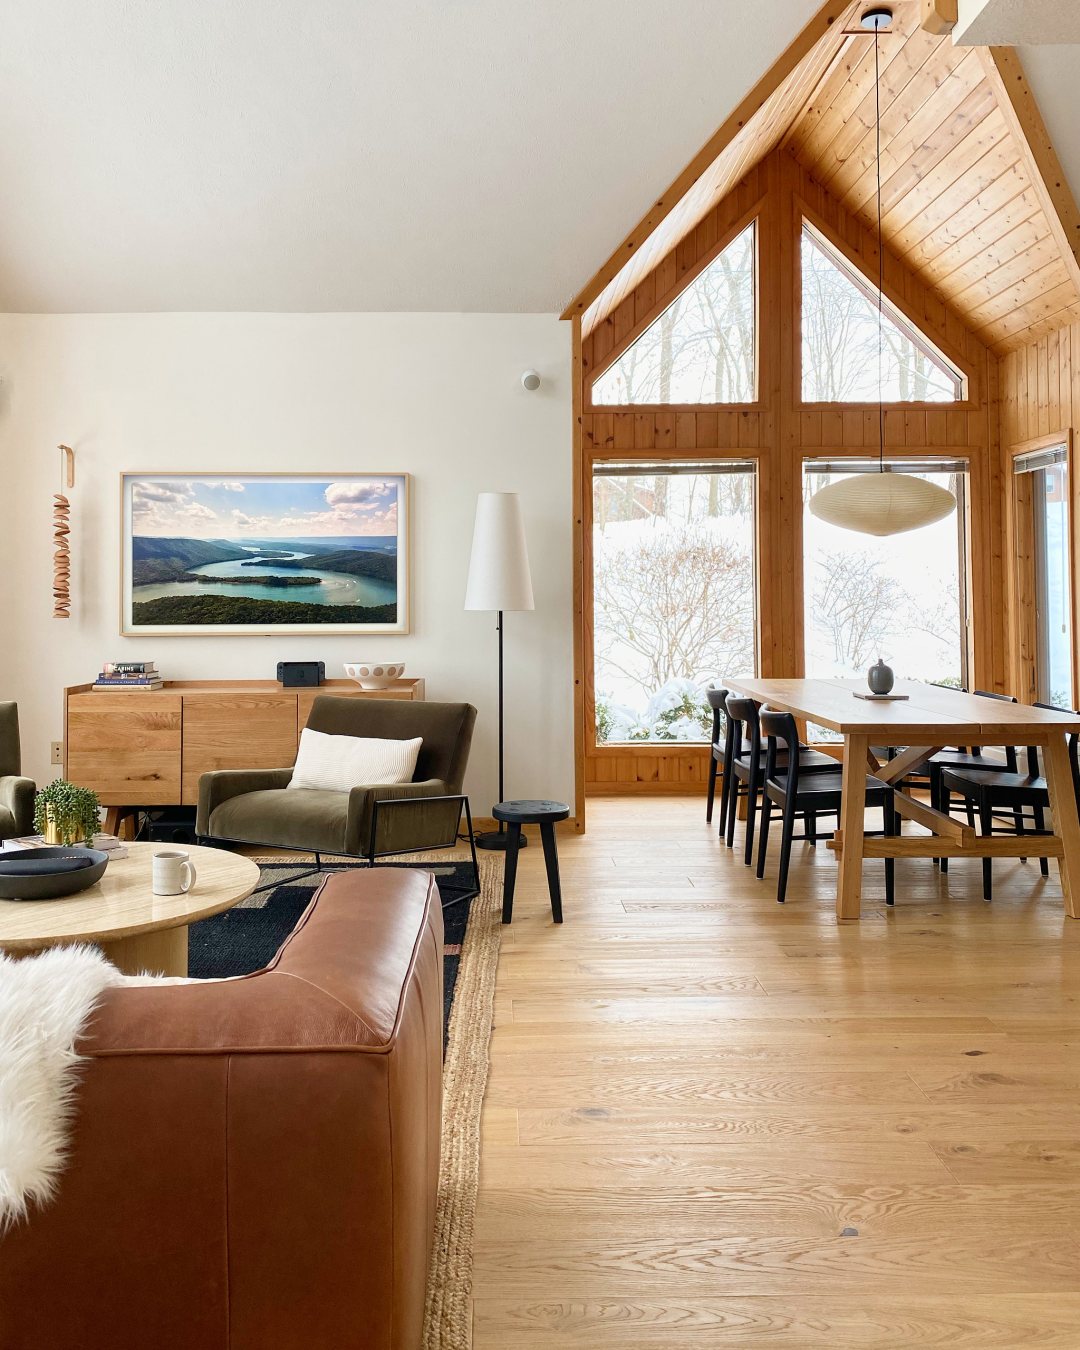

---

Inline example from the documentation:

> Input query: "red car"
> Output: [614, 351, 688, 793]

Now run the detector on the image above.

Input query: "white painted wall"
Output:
[0, 312, 574, 816]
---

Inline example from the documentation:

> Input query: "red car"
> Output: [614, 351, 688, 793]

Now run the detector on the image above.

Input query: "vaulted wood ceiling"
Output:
[572, 0, 1080, 354]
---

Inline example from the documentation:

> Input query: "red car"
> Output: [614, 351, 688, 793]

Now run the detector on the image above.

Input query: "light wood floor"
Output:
[469, 795, 1080, 1347]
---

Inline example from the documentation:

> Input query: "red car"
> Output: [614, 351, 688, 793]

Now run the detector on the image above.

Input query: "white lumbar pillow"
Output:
[287, 727, 422, 792]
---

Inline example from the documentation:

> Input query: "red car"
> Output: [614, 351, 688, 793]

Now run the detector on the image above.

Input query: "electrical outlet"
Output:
[51, 741, 64, 766]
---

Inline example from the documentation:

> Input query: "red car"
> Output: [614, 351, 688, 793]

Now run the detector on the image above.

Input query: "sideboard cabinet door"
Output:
[180, 694, 299, 805]
[67, 694, 183, 805]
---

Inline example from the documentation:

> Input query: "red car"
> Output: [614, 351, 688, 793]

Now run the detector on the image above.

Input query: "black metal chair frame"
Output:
[199, 793, 482, 910]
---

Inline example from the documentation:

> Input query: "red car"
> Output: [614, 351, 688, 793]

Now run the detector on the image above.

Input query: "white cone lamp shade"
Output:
[465, 492, 535, 611]
[808, 473, 955, 538]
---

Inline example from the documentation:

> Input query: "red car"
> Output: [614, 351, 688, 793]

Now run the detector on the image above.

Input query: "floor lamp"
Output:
[465, 491, 535, 850]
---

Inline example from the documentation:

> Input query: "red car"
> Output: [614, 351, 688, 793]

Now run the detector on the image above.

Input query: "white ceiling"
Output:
[955, 0, 1080, 45]
[1016, 44, 1080, 226]
[954, 1, 1080, 218]
[5, 2, 1080, 315]
[0, 0, 826, 314]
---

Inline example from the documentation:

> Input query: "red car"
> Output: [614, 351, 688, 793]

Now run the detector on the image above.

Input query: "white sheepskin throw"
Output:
[0, 944, 124, 1228]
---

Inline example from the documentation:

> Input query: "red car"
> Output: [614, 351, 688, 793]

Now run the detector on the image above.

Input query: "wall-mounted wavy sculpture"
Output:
[53, 445, 74, 619]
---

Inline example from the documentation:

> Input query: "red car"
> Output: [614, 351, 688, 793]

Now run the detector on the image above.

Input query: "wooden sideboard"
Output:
[63, 678, 426, 808]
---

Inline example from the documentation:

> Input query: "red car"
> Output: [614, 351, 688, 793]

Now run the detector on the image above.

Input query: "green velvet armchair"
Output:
[197, 696, 478, 880]
[0, 702, 36, 841]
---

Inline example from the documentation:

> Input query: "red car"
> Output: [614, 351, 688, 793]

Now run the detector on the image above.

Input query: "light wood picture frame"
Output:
[120, 472, 411, 636]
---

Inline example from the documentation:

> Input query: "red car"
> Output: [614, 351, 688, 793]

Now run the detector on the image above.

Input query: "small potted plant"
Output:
[34, 780, 101, 847]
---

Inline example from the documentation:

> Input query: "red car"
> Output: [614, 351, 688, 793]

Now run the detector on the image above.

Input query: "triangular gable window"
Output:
[592, 221, 756, 405]
[801, 222, 963, 403]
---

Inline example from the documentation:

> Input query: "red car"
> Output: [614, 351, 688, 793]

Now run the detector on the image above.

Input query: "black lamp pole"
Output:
[475, 608, 527, 851]
[497, 608, 504, 807]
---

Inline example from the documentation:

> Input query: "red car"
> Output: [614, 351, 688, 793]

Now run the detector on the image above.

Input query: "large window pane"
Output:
[803, 463, 967, 734]
[593, 464, 757, 744]
[591, 223, 756, 405]
[1028, 457, 1073, 707]
[801, 223, 962, 403]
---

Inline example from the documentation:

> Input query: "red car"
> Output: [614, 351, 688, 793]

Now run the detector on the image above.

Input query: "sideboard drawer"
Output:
[67, 694, 183, 805]
[181, 694, 299, 805]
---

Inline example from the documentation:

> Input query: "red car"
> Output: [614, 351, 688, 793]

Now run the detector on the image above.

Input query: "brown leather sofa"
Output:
[0, 867, 444, 1350]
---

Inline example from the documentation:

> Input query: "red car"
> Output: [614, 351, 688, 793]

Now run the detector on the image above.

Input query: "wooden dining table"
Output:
[724, 677, 1080, 922]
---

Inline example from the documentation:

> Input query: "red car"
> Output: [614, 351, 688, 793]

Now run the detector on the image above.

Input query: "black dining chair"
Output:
[756, 709, 897, 906]
[933, 691, 1023, 873]
[723, 695, 836, 867]
[939, 702, 1080, 901]
[705, 686, 730, 830]
[874, 689, 1019, 800]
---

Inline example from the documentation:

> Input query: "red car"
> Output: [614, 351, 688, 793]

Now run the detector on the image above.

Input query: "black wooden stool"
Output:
[492, 799, 570, 924]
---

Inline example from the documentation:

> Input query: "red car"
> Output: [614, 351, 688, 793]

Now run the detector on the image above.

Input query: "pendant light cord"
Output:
[875, 22, 885, 474]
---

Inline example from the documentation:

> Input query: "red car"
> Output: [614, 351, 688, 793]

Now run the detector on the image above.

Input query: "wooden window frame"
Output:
[582, 447, 761, 792]
[571, 151, 1001, 819]
[1005, 428, 1077, 706]
[801, 452, 976, 703]
[796, 203, 979, 413]
[585, 204, 764, 414]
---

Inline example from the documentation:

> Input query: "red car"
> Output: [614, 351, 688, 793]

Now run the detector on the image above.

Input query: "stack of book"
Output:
[93, 661, 163, 691]
[91, 832, 129, 859]
[3, 834, 129, 858]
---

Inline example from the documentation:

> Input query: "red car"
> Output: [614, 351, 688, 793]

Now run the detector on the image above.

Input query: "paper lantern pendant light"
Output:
[808, 472, 956, 537]
[806, 4, 956, 537]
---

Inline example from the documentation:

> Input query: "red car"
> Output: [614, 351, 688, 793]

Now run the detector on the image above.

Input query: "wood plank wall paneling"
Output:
[999, 325, 1079, 447]
[998, 325, 1080, 706]
[575, 145, 1002, 796]
[782, 3, 1080, 353]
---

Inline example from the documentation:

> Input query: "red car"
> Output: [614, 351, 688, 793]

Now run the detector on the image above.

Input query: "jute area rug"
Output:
[245, 848, 502, 1350]
[421, 850, 502, 1349]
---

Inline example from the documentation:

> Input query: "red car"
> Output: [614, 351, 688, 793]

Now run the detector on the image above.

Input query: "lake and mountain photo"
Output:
[121, 474, 409, 634]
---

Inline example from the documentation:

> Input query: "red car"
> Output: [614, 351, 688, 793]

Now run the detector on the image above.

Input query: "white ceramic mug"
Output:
[152, 850, 196, 896]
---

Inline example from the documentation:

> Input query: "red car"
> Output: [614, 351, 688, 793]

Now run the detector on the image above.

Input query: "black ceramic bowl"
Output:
[0, 847, 109, 901]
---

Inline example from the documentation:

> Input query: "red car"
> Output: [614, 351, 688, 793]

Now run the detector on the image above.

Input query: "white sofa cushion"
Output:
[287, 728, 422, 793]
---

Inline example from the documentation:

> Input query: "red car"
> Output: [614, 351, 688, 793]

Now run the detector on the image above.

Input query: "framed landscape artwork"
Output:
[121, 472, 410, 636]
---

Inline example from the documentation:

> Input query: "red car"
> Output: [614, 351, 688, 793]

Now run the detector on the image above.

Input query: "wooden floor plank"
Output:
[471, 1232, 1080, 1297]
[474, 1180, 1080, 1239]
[473, 1294, 1080, 1346]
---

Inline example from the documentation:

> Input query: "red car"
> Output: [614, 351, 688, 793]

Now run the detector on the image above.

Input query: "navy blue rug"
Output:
[188, 860, 480, 1041]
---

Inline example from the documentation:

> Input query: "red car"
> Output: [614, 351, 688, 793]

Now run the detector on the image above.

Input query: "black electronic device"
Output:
[276, 660, 325, 688]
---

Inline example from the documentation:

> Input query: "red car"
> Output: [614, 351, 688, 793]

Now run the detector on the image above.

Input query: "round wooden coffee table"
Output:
[0, 842, 259, 976]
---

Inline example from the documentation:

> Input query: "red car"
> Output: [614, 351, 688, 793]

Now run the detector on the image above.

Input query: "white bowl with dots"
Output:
[344, 661, 405, 690]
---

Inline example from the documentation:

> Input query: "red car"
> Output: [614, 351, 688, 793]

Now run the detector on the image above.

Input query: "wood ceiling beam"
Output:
[978, 45, 1080, 303]
[921, 0, 957, 35]
[560, 0, 860, 323]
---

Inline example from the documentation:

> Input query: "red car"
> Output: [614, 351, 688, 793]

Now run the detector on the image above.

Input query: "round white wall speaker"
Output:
[521, 369, 541, 391]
